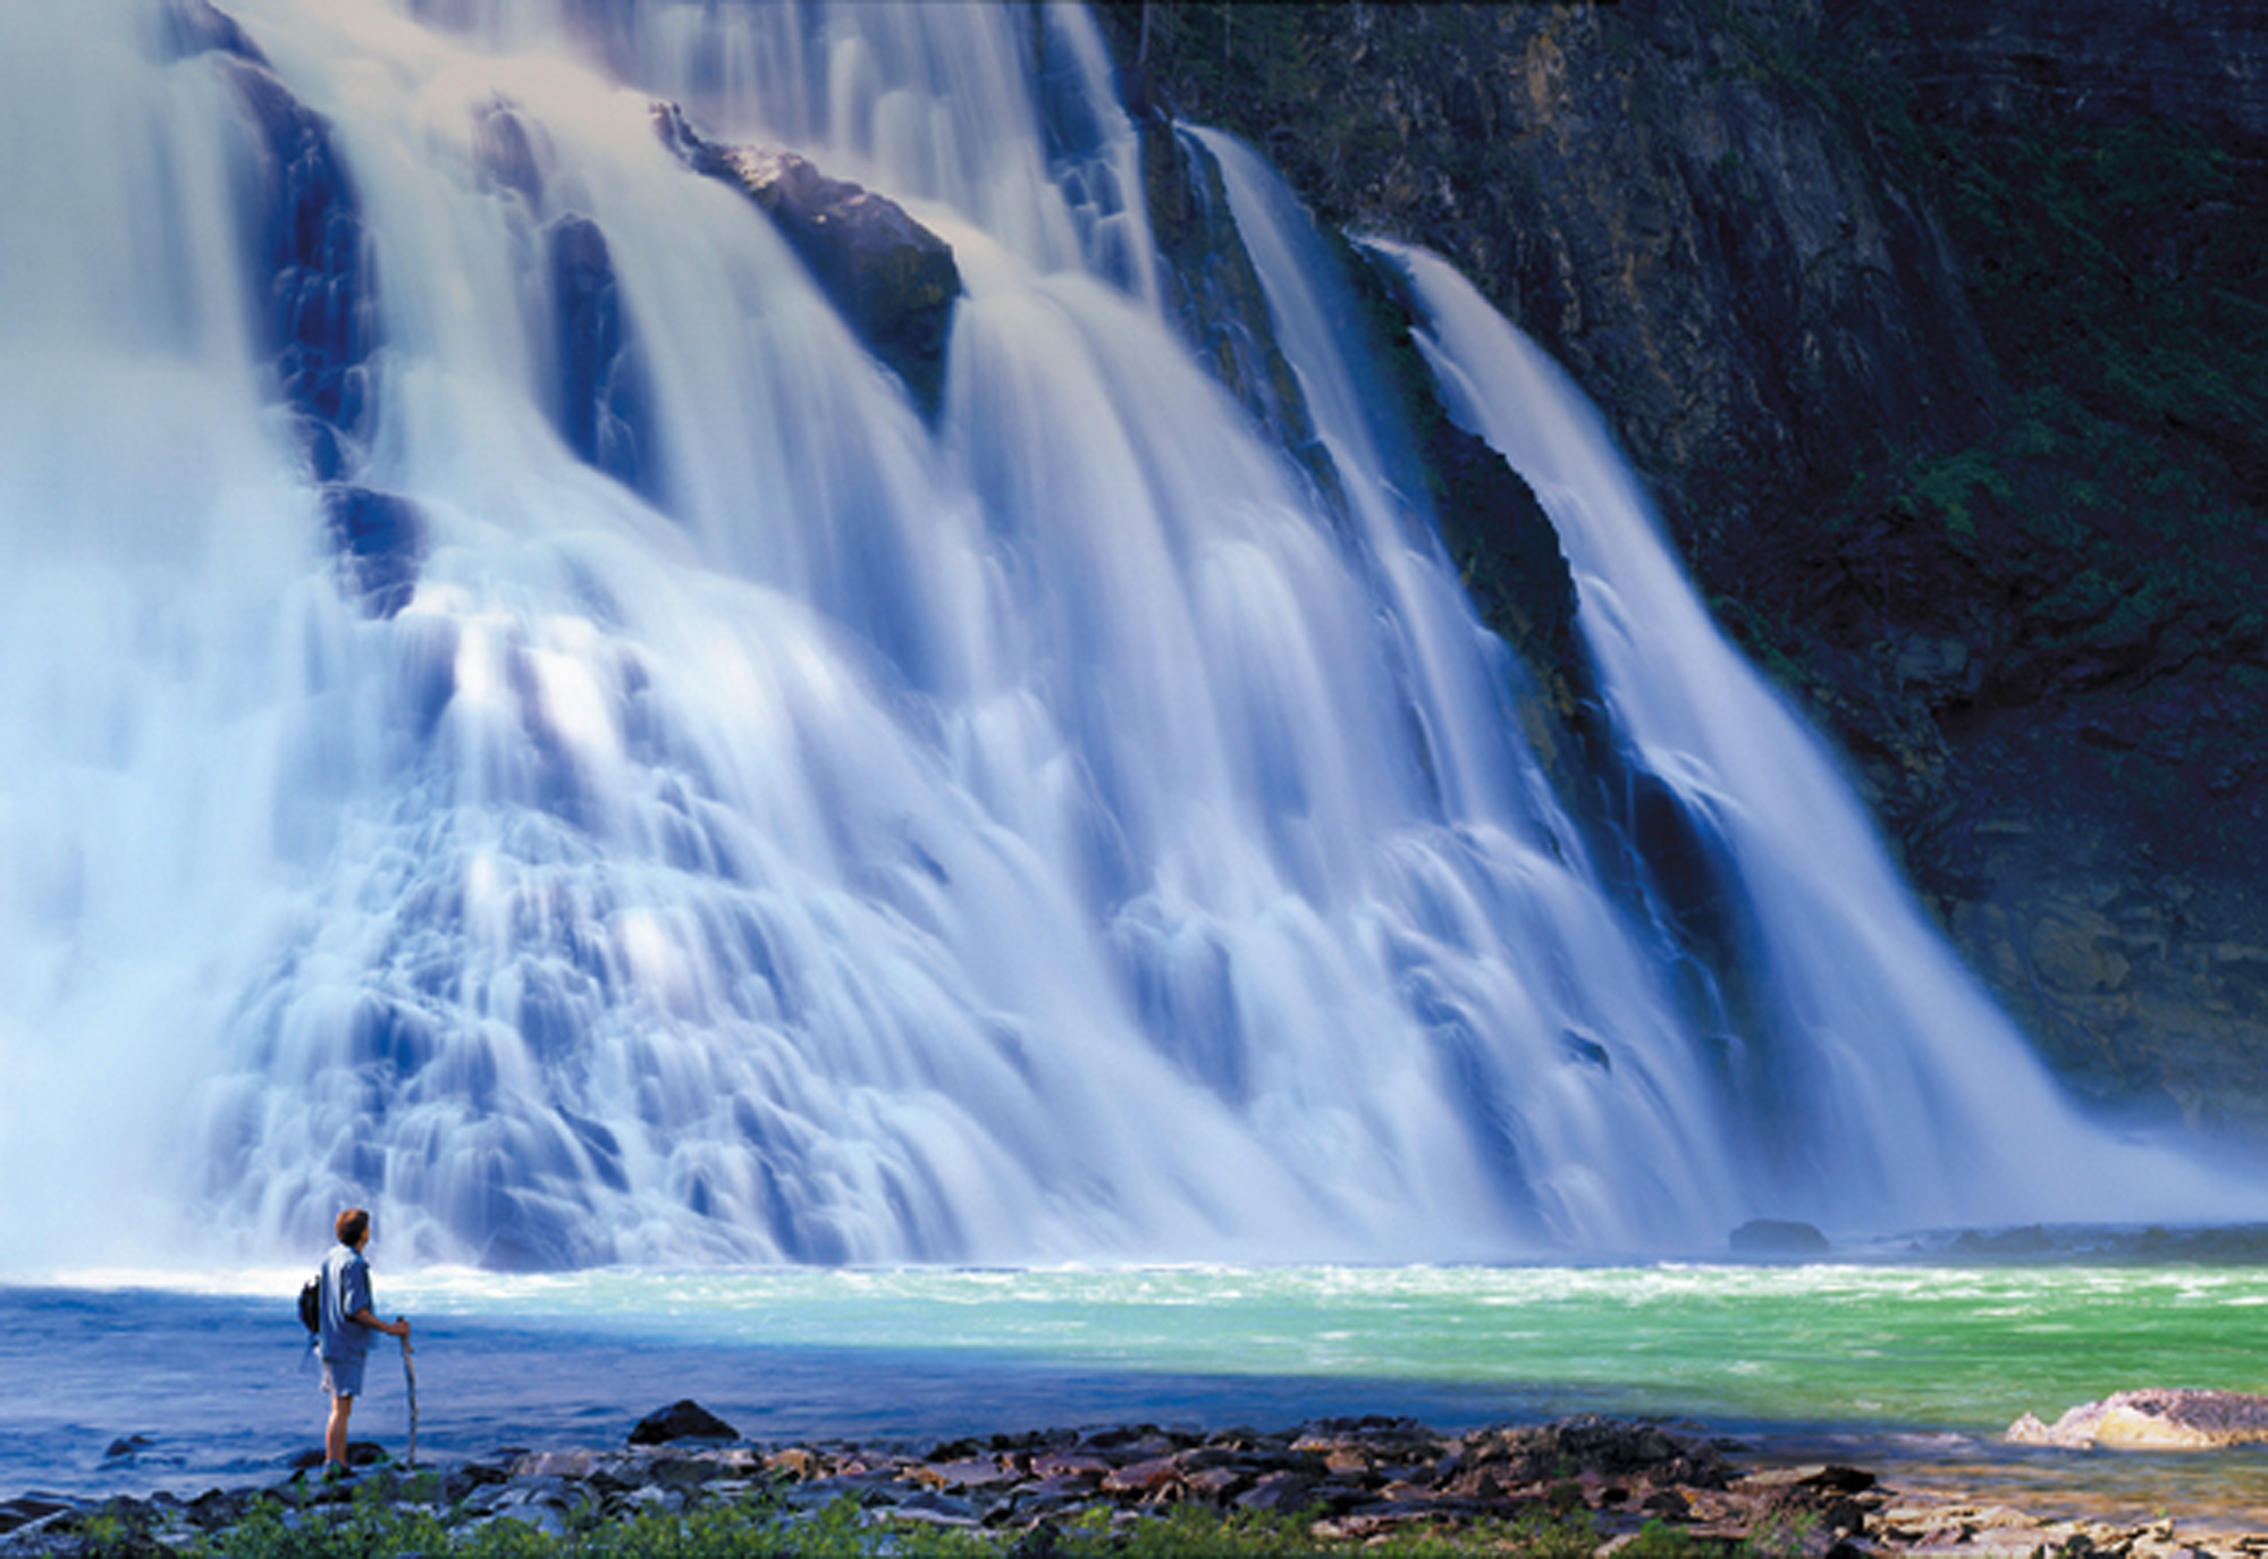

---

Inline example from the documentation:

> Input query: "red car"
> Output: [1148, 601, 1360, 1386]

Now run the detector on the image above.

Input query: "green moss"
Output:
[1902, 448, 2012, 539]
[1729, 4, 2268, 706]
[1932, 109, 2266, 487]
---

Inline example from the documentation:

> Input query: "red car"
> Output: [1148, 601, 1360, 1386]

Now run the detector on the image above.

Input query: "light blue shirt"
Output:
[317, 1243, 375, 1365]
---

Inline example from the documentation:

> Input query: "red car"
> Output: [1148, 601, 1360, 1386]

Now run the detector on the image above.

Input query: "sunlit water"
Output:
[7, 1261, 2265, 1530]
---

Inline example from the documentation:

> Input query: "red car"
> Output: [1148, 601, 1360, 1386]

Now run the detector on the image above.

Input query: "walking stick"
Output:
[399, 1331, 418, 1468]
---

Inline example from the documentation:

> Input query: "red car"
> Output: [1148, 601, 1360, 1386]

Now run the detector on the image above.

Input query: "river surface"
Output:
[4, 1255, 2264, 1530]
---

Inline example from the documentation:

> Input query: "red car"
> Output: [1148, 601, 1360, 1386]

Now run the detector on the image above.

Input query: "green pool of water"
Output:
[382, 1260, 2268, 1438]
[381, 1258, 2268, 1529]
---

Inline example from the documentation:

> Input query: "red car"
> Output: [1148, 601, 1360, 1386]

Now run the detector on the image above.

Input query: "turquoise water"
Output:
[10, 1258, 2266, 1526]
[379, 1261, 2268, 1436]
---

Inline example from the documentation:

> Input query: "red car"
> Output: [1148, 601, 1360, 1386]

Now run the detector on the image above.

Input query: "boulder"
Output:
[628, 1399, 740, 1446]
[1234, 1471, 1318, 1514]
[652, 103, 959, 418]
[0, 1495, 80, 1537]
[218, 55, 376, 478]
[1730, 1219, 1832, 1256]
[1950, 1224, 2055, 1257]
[2007, 1388, 2268, 1449]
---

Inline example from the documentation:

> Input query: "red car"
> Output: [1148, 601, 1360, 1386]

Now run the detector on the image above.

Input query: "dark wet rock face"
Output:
[473, 98, 545, 206]
[546, 213, 651, 496]
[653, 102, 961, 419]
[464, 98, 658, 503]
[177, 25, 665, 612]
[1129, 114, 1597, 802]
[1889, 0, 2268, 148]
[211, 57, 374, 483]
[173, 11, 426, 621]
[321, 486, 426, 620]
[1140, 127, 1324, 485]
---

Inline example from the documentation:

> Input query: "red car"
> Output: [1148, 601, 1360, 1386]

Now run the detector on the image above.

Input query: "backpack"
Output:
[298, 1271, 322, 1335]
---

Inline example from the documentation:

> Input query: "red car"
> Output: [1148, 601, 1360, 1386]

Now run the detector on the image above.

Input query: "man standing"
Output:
[316, 1207, 410, 1478]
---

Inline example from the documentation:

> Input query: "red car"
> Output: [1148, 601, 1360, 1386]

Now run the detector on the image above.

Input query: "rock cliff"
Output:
[1096, 1, 2268, 1138]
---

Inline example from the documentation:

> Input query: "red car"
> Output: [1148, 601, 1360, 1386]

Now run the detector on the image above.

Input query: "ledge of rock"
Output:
[652, 102, 958, 419]
[2007, 1388, 2268, 1449]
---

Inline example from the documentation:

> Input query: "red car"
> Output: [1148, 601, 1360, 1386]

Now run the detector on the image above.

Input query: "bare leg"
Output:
[325, 1391, 355, 1472]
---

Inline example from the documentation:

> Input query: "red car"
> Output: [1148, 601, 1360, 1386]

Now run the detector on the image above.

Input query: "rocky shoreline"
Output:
[3, 1406, 2263, 1557]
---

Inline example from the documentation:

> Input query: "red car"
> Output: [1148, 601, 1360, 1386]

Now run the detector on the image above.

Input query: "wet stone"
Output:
[1100, 1456, 1181, 1495]
[1016, 1474, 1111, 1506]
[1181, 1465, 1249, 1504]
[1027, 1452, 1110, 1484]
[0, 1496, 77, 1537]
[1234, 1471, 1316, 1513]
[910, 1458, 1020, 1492]
[510, 1449, 599, 1480]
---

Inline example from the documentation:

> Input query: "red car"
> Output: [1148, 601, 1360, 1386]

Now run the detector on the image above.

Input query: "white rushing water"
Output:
[0, 0, 2233, 1273]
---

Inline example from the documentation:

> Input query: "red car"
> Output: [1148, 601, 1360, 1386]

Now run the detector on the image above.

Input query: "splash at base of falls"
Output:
[0, 0, 2243, 1273]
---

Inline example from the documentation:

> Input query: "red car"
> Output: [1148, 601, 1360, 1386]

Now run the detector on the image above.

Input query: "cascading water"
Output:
[0, 0, 2231, 1273]
[1370, 239, 2245, 1229]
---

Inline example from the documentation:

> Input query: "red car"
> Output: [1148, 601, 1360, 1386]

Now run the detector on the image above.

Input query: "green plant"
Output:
[1616, 1520, 1699, 1559]
[1901, 448, 2012, 540]
[1737, 1509, 1820, 1559]
[74, 1507, 141, 1559]
[1110, 1503, 1314, 1556]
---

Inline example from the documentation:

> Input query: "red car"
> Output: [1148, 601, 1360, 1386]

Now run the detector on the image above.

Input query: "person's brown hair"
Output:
[335, 1207, 370, 1247]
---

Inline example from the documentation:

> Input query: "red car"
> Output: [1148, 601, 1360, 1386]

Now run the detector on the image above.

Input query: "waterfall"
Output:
[0, 0, 2228, 1272]
[1369, 238, 2242, 1233]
